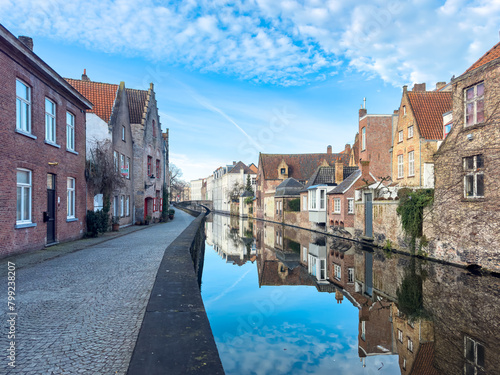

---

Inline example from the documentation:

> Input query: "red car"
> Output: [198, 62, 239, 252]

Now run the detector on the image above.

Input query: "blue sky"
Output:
[2, 0, 500, 181]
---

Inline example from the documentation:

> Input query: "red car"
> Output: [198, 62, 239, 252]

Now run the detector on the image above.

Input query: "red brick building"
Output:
[0, 26, 92, 257]
[358, 107, 397, 181]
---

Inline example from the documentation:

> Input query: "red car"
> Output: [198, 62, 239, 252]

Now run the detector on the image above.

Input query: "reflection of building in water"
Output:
[209, 214, 256, 266]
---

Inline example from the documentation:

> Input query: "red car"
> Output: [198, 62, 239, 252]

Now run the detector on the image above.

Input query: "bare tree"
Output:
[169, 164, 187, 200]
[227, 181, 245, 202]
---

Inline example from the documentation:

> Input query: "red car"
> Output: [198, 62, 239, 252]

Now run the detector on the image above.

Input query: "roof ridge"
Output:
[65, 78, 119, 87]
[465, 40, 500, 73]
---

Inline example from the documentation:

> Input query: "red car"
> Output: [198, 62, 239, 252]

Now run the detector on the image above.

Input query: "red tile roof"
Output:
[410, 342, 438, 375]
[259, 153, 349, 181]
[465, 41, 500, 73]
[248, 163, 258, 174]
[126, 88, 148, 124]
[65, 79, 118, 122]
[228, 161, 255, 174]
[407, 91, 452, 140]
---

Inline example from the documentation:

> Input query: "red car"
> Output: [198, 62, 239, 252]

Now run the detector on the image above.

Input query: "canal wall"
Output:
[127, 211, 225, 375]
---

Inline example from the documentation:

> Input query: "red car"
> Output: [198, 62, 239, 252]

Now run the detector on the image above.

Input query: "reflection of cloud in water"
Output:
[216, 322, 400, 375]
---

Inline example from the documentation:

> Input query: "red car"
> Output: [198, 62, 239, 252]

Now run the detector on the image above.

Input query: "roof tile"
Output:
[126, 88, 148, 124]
[407, 91, 452, 140]
[465, 41, 500, 73]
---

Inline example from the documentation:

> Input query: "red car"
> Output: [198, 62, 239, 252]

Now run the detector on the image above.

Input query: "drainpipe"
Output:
[419, 137, 422, 187]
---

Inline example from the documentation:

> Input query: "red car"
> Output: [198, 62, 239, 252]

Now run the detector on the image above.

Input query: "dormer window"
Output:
[280, 168, 286, 174]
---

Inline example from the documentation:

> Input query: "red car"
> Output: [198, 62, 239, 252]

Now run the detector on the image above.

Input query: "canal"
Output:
[200, 213, 499, 375]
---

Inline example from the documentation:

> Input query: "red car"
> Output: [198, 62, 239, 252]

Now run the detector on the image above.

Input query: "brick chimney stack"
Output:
[18, 36, 33, 51]
[327, 145, 332, 154]
[82, 69, 90, 81]
[412, 83, 426, 92]
[360, 160, 370, 179]
[335, 160, 344, 183]
[359, 107, 367, 117]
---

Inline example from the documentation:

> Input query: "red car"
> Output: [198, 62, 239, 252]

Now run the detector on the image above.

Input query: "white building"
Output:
[190, 178, 205, 201]
[212, 161, 256, 213]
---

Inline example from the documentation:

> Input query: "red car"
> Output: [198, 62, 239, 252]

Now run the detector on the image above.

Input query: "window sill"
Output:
[66, 149, 79, 155]
[15, 129, 37, 140]
[461, 197, 485, 203]
[408, 174, 415, 178]
[66, 217, 78, 222]
[463, 122, 486, 131]
[45, 140, 61, 148]
[15, 223, 37, 229]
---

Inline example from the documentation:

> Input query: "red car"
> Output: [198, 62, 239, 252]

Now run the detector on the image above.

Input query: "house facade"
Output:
[66, 75, 135, 226]
[392, 84, 452, 188]
[212, 161, 256, 213]
[425, 41, 500, 272]
[128, 84, 165, 223]
[0, 26, 92, 257]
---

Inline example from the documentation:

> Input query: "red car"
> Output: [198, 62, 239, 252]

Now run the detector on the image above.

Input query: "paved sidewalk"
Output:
[1, 208, 194, 374]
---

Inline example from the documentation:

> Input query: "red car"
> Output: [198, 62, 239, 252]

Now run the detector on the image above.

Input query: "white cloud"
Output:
[2, 0, 500, 87]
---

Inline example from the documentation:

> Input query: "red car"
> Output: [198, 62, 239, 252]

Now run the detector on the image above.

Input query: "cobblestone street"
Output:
[1, 209, 194, 375]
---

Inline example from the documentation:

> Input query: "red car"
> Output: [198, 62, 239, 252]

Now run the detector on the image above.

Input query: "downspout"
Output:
[419, 137, 422, 187]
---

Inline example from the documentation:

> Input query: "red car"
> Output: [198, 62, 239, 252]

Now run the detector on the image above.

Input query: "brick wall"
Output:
[359, 113, 393, 180]
[0, 41, 88, 257]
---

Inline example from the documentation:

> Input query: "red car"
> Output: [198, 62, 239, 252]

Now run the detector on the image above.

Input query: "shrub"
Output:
[288, 198, 300, 212]
[86, 209, 109, 237]
[168, 209, 175, 215]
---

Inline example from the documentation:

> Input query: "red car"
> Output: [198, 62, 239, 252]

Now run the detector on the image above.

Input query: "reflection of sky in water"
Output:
[201, 242, 401, 375]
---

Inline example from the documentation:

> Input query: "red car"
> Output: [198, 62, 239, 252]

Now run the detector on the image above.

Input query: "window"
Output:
[464, 155, 484, 198]
[408, 125, 414, 138]
[403, 105, 406, 116]
[398, 329, 403, 343]
[114, 151, 118, 171]
[156, 159, 160, 179]
[407, 338, 413, 352]
[120, 195, 124, 217]
[252, 177, 256, 185]
[403, 359, 406, 371]
[334, 264, 341, 280]
[398, 154, 404, 178]
[302, 246, 307, 262]
[67, 178, 75, 219]
[280, 168, 286, 174]
[45, 98, 56, 143]
[319, 190, 325, 210]
[302, 195, 307, 211]
[16, 169, 32, 224]
[362, 127, 366, 150]
[465, 336, 485, 375]
[126, 157, 130, 179]
[465, 82, 484, 126]
[347, 198, 354, 214]
[348, 268, 354, 283]
[126, 196, 130, 216]
[408, 151, 415, 176]
[147, 156, 152, 176]
[398, 130, 403, 143]
[120, 154, 125, 177]
[122, 125, 126, 141]
[113, 196, 119, 217]
[309, 190, 317, 210]
[94, 194, 103, 211]
[334, 198, 341, 213]
[444, 122, 453, 138]
[16, 79, 31, 133]
[66, 112, 75, 151]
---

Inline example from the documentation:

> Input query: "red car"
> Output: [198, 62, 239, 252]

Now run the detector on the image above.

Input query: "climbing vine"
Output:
[396, 188, 434, 252]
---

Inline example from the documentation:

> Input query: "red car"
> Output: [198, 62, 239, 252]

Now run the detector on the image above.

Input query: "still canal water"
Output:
[200, 213, 500, 375]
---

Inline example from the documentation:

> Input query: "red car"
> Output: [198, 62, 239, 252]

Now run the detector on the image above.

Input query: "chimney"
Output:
[335, 160, 344, 183]
[403, 85, 408, 94]
[436, 81, 446, 91]
[81, 69, 90, 82]
[18, 36, 33, 51]
[412, 83, 426, 92]
[344, 144, 351, 154]
[360, 160, 370, 178]
[327, 145, 332, 154]
[233, 161, 236, 165]
[359, 107, 367, 118]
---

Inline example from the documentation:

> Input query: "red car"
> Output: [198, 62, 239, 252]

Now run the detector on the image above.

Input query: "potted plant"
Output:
[145, 215, 152, 225]
[168, 209, 175, 220]
[111, 216, 120, 231]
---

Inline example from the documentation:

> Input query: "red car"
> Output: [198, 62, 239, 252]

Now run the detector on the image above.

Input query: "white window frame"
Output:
[398, 329, 403, 343]
[126, 196, 130, 216]
[302, 195, 307, 211]
[465, 82, 484, 127]
[122, 125, 126, 141]
[45, 98, 56, 143]
[408, 125, 413, 138]
[407, 338, 413, 352]
[463, 155, 484, 198]
[361, 127, 366, 150]
[67, 177, 75, 219]
[113, 151, 118, 171]
[120, 154, 125, 178]
[464, 336, 485, 374]
[16, 169, 32, 224]
[126, 157, 130, 179]
[408, 151, 415, 177]
[348, 268, 354, 283]
[398, 130, 403, 143]
[319, 189, 325, 210]
[309, 190, 317, 210]
[334, 264, 341, 280]
[334, 198, 341, 213]
[302, 246, 307, 262]
[120, 195, 124, 217]
[94, 194, 103, 211]
[66, 112, 75, 151]
[398, 154, 404, 178]
[113, 196, 119, 217]
[16, 79, 31, 133]
[347, 198, 354, 214]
